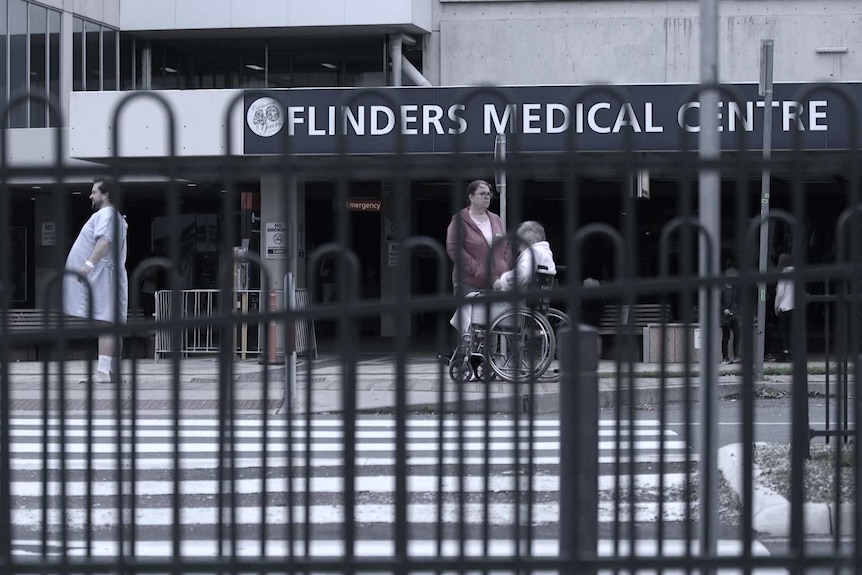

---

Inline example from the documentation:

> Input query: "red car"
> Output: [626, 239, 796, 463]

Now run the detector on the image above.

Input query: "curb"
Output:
[716, 443, 849, 537]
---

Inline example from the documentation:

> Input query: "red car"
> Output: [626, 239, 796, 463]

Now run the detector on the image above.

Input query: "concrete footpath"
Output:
[0, 352, 839, 414]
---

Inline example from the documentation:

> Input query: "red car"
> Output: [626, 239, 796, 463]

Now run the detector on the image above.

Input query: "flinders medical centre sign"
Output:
[243, 83, 861, 155]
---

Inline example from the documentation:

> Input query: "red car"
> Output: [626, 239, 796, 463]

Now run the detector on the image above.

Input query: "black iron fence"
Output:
[0, 86, 859, 574]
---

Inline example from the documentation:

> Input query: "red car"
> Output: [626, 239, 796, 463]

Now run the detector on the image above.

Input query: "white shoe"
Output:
[78, 371, 113, 384]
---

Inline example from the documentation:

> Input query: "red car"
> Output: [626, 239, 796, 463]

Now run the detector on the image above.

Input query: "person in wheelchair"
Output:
[444, 221, 557, 375]
[493, 221, 556, 292]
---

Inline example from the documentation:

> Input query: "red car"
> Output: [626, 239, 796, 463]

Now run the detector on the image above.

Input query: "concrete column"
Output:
[259, 173, 301, 361]
[142, 40, 152, 90]
[259, 173, 291, 291]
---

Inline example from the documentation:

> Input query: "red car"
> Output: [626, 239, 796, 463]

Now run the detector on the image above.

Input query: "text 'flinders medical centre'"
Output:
[243, 83, 862, 155]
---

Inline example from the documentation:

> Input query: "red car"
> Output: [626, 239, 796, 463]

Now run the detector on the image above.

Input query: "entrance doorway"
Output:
[305, 184, 382, 337]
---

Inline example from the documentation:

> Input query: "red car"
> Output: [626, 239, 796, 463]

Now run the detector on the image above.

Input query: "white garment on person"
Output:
[449, 291, 513, 335]
[62, 206, 129, 324]
[775, 266, 795, 313]
[450, 290, 480, 334]
[469, 213, 493, 245]
[497, 241, 556, 291]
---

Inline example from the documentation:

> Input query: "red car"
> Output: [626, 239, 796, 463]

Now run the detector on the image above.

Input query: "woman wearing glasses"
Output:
[443, 180, 512, 342]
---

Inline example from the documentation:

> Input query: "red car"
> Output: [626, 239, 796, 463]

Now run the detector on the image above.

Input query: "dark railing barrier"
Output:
[0, 85, 859, 575]
[558, 325, 599, 575]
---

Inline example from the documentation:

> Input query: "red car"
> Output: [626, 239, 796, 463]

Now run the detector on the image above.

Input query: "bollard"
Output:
[558, 324, 599, 575]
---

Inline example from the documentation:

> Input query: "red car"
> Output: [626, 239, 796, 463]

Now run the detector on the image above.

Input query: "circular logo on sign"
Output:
[246, 97, 284, 138]
[273, 232, 285, 245]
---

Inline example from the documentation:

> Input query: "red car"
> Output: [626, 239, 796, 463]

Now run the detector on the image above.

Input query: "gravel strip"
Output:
[754, 443, 856, 504]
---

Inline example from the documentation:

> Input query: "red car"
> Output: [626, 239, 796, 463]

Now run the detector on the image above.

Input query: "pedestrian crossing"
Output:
[2, 414, 763, 568]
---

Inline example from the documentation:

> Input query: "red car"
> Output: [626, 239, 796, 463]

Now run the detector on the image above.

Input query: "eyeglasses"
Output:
[473, 192, 492, 198]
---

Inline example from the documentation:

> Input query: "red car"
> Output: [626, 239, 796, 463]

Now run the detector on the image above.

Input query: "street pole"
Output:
[755, 39, 774, 381]
[698, 0, 720, 563]
[495, 134, 507, 230]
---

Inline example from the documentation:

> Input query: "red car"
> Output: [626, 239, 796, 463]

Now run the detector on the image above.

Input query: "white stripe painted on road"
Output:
[7, 439, 688, 455]
[12, 501, 693, 529]
[8, 427, 674, 439]
[5, 418, 663, 428]
[9, 453, 699, 471]
[10, 538, 777, 563]
[9, 473, 689, 498]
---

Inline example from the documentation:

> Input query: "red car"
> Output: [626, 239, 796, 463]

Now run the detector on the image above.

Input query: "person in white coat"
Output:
[63, 177, 128, 384]
[493, 221, 556, 291]
[773, 252, 795, 362]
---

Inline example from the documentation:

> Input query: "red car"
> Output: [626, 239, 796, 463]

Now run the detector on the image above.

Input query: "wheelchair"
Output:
[447, 272, 571, 383]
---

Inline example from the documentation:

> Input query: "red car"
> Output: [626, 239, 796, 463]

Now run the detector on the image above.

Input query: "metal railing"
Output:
[154, 288, 316, 360]
[0, 83, 860, 575]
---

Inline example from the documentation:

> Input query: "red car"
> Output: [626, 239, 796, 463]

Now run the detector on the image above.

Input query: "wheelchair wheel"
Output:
[485, 308, 556, 382]
[449, 356, 473, 383]
[546, 308, 571, 359]
[471, 354, 495, 382]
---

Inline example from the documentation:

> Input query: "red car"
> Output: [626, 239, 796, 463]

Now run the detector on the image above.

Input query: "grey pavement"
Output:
[1, 352, 846, 414]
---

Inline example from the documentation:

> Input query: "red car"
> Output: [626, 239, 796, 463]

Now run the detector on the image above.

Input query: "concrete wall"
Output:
[36, 0, 122, 27]
[69, 90, 244, 158]
[437, 0, 862, 85]
[119, 0, 432, 32]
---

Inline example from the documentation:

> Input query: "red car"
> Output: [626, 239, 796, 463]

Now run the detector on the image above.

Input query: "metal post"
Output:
[698, 0, 720, 562]
[495, 134, 507, 230]
[285, 272, 297, 411]
[389, 35, 403, 87]
[755, 40, 774, 381]
[558, 325, 598, 575]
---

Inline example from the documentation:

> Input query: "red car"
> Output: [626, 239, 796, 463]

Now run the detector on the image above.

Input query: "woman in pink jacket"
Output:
[445, 180, 511, 293]
[440, 180, 512, 360]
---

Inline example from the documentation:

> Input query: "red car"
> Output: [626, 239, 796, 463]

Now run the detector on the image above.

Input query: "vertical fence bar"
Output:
[698, 0, 721, 563]
[559, 325, 598, 575]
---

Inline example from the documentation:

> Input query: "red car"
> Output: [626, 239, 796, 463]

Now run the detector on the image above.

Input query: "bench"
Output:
[0, 309, 152, 360]
[597, 303, 672, 360]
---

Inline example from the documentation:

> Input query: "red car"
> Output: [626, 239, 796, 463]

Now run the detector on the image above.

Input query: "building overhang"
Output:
[120, 0, 433, 35]
[68, 84, 862, 169]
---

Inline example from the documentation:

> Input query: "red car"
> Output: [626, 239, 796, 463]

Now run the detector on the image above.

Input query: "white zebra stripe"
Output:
[5, 418, 664, 428]
[9, 427, 674, 439]
[8, 438, 687, 454]
[9, 453, 699, 471]
[10, 538, 777, 565]
[11, 501, 694, 529]
[9, 473, 689, 498]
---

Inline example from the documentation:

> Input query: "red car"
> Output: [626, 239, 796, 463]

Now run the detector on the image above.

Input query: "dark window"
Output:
[239, 44, 267, 88]
[85, 20, 100, 91]
[72, 17, 83, 91]
[151, 43, 164, 89]
[29, 2, 47, 128]
[120, 33, 134, 90]
[8, 0, 27, 127]
[293, 49, 340, 88]
[103, 28, 116, 90]
[268, 46, 291, 88]
[162, 44, 179, 89]
[48, 10, 60, 125]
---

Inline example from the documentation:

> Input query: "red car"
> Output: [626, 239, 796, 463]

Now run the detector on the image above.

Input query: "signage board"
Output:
[346, 199, 382, 212]
[243, 83, 861, 155]
[265, 222, 287, 259]
[41, 222, 56, 246]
